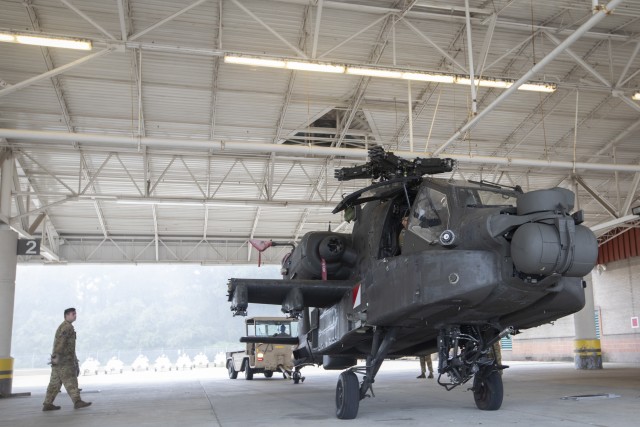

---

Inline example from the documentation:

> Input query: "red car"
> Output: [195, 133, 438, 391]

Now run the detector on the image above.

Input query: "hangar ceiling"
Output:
[1, 0, 640, 264]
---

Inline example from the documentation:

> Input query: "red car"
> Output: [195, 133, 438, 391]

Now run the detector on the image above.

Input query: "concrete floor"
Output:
[1, 360, 638, 427]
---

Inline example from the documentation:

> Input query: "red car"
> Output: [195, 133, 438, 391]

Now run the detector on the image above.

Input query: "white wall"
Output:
[510, 260, 640, 362]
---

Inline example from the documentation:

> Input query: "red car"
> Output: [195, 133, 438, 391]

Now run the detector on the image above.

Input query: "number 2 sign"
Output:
[17, 239, 41, 256]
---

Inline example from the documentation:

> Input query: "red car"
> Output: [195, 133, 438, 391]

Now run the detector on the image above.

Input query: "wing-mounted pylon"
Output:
[228, 278, 356, 317]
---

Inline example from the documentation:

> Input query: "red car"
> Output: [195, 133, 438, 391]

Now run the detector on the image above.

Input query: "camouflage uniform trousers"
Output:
[419, 355, 433, 374]
[492, 342, 502, 366]
[44, 363, 80, 404]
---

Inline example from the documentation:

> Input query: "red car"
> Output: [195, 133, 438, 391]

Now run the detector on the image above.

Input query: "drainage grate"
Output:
[561, 393, 620, 401]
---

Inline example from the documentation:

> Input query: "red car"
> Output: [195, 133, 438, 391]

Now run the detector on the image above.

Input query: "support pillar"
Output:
[0, 152, 18, 396]
[573, 277, 602, 369]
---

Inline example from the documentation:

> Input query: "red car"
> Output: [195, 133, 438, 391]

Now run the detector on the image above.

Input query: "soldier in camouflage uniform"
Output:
[417, 354, 434, 379]
[42, 308, 92, 411]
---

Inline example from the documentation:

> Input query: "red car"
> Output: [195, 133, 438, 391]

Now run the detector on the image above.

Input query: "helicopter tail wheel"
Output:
[335, 371, 360, 419]
[293, 370, 301, 384]
[473, 370, 503, 410]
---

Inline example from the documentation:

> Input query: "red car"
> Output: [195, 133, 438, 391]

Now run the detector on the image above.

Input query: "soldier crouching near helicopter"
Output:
[42, 308, 92, 411]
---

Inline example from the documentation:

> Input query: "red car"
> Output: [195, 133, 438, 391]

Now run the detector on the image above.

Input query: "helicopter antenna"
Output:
[335, 146, 455, 182]
[468, 179, 523, 193]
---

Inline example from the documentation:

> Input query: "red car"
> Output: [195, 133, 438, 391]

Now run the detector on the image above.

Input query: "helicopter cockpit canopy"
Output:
[409, 185, 450, 244]
[332, 177, 421, 214]
[408, 180, 520, 244]
[456, 186, 519, 208]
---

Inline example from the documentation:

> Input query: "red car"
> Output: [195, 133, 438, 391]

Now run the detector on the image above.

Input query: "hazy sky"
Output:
[11, 263, 284, 366]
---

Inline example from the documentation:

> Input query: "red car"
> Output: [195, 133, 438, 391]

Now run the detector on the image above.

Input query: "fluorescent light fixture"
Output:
[519, 82, 557, 93]
[633, 92, 640, 101]
[455, 76, 556, 93]
[0, 32, 92, 50]
[286, 61, 345, 73]
[117, 199, 204, 207]
[401, 72, 455, 83]
[224, 55, 285, 68]
[223, 53, 557, 93]
[455, 77, 512, 89]
[346, 67, 402, 79]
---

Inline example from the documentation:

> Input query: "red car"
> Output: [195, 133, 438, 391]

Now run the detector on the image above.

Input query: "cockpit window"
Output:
[250, 321, 298, 337]
[458, 188, 517, 208]
[409, 187, 449, 244]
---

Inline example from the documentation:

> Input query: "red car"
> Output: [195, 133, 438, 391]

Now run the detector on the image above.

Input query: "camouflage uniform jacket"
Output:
[52, 320, 77, 365]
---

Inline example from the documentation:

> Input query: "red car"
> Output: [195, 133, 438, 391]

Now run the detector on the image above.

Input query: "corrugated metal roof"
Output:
[1, 0, 639, 263]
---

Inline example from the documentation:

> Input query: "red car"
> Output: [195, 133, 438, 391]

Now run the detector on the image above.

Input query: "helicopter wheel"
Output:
[264, 370, 273, 378]
[473, 370, 503, 411]
[335, 371, 359, 419]
[292, 370, 301, 384]
[227, 361, 237, 379]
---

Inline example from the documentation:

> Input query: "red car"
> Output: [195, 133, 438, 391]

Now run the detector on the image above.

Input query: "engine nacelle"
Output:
[283, 232, 357, 280]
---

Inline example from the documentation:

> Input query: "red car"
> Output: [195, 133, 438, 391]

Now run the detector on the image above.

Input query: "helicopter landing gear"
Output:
[472, 368, 503, 410]
[436, 325, 510, 411]
[336, 371, 359, 419]
[292, 369, 305, 384]
[334, 327, 398, 420]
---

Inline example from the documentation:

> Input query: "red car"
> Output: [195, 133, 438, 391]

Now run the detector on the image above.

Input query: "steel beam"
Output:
[230, 0, 307, 58]
[5, 128, 640, 173]
[434, 0, 626, 156]
[117, 0, 128, 41]
[0, 49, 112, 99]
[61, 0, 117, 40]
[575, 175, 618, 218]
[543, 31, 612, 88]
[129, 0, 209, 41]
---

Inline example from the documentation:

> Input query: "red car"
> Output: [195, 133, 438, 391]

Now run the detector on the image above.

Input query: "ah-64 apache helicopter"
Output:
[227, 146, 598, 419]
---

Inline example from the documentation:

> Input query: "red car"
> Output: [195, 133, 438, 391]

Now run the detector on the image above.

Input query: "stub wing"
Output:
[228, 278, 355, 316]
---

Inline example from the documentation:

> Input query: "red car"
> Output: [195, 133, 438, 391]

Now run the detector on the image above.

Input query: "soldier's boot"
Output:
[42, 403, 61, 411]
[416, 373, 426, 379]
[74, 400, 92, 409]
[427, 372, 434, 379]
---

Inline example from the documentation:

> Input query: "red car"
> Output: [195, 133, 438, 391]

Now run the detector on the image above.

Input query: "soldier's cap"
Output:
[64, 307, 76, 316]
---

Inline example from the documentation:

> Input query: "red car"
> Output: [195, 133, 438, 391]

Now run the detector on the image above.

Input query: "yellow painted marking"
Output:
[0, 358, 13, 371]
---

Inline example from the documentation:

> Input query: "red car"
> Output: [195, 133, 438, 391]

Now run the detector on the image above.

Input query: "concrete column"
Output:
[573, 276, 602, 369]
[0, 153, 18, 396]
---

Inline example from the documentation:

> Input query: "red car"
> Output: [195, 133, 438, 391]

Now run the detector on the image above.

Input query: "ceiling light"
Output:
[116, 199, 204, 207]
[456, 77, 512, 89]
[286, 61, 345, 73]
[224, 55, 286, 68]
[401, 72, 455, 83]
[222, 53, 557, 93]
[0, 32, 92, 50]
[346, 67, 402, 79]
[633, 93, 640, 101]
[518, 82, 557, 93]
